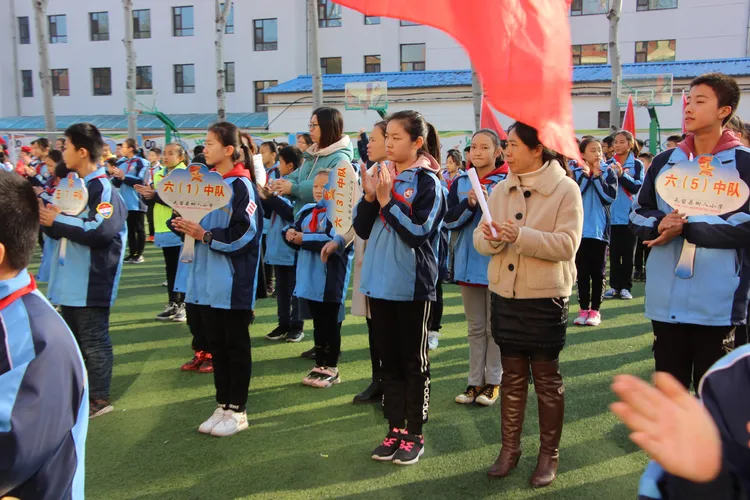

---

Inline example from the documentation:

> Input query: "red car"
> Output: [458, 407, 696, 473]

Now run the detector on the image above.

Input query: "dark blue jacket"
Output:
[573, 164, 618, 242]
[0, 271, 88, 499]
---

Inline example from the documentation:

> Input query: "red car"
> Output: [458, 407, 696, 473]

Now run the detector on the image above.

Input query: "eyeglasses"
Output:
[308, 122, 319, 130]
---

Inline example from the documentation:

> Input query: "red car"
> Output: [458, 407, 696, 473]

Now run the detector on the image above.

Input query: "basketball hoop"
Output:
[124, 90, 158, 115]
[344, 82, 388, 113]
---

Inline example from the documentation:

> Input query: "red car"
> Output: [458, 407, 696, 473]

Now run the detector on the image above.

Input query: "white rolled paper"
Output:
[466, 168, 498, 238]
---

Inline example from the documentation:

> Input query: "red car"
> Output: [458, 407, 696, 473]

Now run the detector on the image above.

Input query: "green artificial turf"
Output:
[43, 245, 654, 499]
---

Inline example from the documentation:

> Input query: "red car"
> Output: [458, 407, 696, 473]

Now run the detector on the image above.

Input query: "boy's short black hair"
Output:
[690, 72, 741, 126]
[278, 145, 302, 170]
[666, 135, 682, 144]
[636, 138, 645, 149]
[602, 135, 614, 147]
[65, 123, 104, 161]
[47, 149, 63, 164]
[105, 157, 118, 167]
[0, 171, 40, 270]
[638, 152, 654, 160]
[193, 145, 205, 156]
[149, 147, 162, 156]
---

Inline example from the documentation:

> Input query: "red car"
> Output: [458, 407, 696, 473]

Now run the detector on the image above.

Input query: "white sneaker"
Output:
[198, 405, 226, 434]
[427, 331, 440, 350]
[210, 409, 249, 437]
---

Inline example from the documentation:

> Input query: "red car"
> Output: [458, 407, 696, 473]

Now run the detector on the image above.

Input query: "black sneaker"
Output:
[300, 347, 316, 359]
[265, 326, 287, 341]
[392, 433, 425, 465]
[156, 303, 179, 321]
[286, 330, 305, 343]
[89, 399, 114, 419]
[371, 428, 403, 461]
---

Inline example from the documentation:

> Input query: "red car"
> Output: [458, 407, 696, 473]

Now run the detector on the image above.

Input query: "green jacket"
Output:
[288, 135, 354, 216]
[153, 162, 186, 234]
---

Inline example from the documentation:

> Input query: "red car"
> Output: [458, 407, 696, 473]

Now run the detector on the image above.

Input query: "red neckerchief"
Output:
[309, 206, 327, 232]
[213, 163, 252, 179]
[476, 163, 508, 185]
[0, 274, 37, 312]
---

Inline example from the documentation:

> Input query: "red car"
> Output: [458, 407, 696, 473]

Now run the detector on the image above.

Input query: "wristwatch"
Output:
[202, 231, 213, 244]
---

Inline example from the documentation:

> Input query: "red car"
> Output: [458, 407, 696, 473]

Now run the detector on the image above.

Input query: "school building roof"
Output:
[263, 58, 750, 94]
[0, 112, 269, 131]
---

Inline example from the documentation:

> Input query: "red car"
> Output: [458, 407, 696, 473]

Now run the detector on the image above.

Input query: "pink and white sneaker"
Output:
[302, 366, 327, 386]
[586, 310, 602, 326]
[310, 367, 340, 388]
[573, 309, 590, 326]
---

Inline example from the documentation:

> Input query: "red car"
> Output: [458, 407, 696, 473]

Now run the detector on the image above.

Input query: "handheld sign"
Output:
[467, 168, 498, 238]
[324, 162, 362, 236]
[656, 154, 750, 278]
[157, 163, 232, 263]
[52, 173, 89, 266]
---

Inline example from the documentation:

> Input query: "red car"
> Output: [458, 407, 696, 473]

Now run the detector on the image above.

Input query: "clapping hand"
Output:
[376, 165, 393, 208]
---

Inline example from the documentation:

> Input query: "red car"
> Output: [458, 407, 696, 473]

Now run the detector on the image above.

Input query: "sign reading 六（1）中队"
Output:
[158, 163, 232, 263]
[52, 173, 89, 266]
[324, 161, 362, 236]
[656, 154, 750, 279]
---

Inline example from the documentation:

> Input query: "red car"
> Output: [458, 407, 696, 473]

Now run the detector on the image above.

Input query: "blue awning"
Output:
[0, 112, 268, 131]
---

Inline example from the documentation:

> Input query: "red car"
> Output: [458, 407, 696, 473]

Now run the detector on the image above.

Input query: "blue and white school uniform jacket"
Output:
[285, 201, 353, 304]
[42, 168, 128, 308]
[630, 133, 750, 326]
[610, 152, 644, 226]
[573, 164, 618, 242]
[263, 163, 280, 236]
[0, 271, 88, 500]
[112, 155, 149, 212]
[444, 166, 507, 285]
[261, 178, 297, 267]
[353, 155, 447, 302]
[182, 166, 263, 311]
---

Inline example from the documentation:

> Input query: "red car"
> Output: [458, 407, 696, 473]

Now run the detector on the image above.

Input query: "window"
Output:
[89, 12, 109, 41]
[254, 80, 278, 112]
[571, 0, 609, 16]
[321, 57, 342, 75]
[136, 66, 152, 90]
[51, 69, 69, 96]
[92, 67, 112, 96]
[21, 70, 33, 98]
[400, 20, 421, 26]
[318, 0, 342, 28]
[18, 17, 30, 44]
[133, 9, 151, 39]
[254, 19, 277, 51]
[400, 43, 426, 71]
[48, 15, 67, 43]
[637, 0, 677, 11]
[572, 43, 608, 65]
[174, 64, 195, 94]
[635, 39, 676, 62]
[365, 16, 381, 25]
[364, 55, 381, 73]
[225, 62, 235, 93]
[221, 3, 234, 34]
[172, 6, 194, 37]
[598, 111, 626, 129]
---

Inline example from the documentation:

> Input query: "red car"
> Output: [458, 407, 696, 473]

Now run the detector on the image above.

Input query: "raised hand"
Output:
[376, 165, 393, 208]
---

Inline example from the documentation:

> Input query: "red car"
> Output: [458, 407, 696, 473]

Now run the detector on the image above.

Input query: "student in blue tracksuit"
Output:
[35, 160, 69, 283]
[612, 346, 750, 499]
[0, 171, 89, 500]
[572, 138, 618, 327]
[355, 110, 446, 466]
[284, 170, 354, 388]
[604, 130, 644, 300]
[171, 121, 263, 438]
[260, 141, 280, 295]
[112, 138, 149, 263]
[39, 123, 128, 418]
[445, 129, 508, 407]
[261, 145, 306, 343]
[630, 72, 750, 392]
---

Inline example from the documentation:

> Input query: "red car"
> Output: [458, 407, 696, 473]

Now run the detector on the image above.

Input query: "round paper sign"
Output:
[325, 160, 362, 236]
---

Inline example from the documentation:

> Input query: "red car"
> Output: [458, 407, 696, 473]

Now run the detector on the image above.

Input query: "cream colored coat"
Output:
[473, 160, 583, 300]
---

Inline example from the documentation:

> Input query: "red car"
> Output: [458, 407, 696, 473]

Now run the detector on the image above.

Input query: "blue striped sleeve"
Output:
[682, 212, 750, 249]
[629, 156, 669, 241]
[209, 178, 260, 256]
[620, 159, 644, 194]
[381, 171, 446, 249]
[591, 169, 618, 205]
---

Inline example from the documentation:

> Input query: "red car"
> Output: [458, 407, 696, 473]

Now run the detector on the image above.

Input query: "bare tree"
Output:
[607, 0, 623, 131]
[307, 0, 323, 109]
[215, 0, 233, 121]
[471, 64, 482, 131]
[33, 0, 55, 141]
[123, 0, 137, 139]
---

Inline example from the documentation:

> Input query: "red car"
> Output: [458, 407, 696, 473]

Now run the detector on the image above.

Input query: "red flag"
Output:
[480, 98, 507, 140]
[622, 95, 636, 137]
[333, 0, 578, 160]
[681, 89, 688, 134]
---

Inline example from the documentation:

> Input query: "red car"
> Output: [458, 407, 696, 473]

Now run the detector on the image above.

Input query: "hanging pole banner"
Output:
[157, 163, 232, 262]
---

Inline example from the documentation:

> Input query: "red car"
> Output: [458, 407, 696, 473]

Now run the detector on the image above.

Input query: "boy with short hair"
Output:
[39, 123, 127, 418]
[112, 138, 149, 263]
[630, 72, 750, 391]
[665, 135, 683, 150]
[638, 151, 654, 169]
[0, 171, 88, 499]
[602, 135, 615, 160]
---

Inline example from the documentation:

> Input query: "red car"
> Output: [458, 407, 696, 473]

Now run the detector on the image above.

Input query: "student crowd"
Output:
[2, 72, 750, 499]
